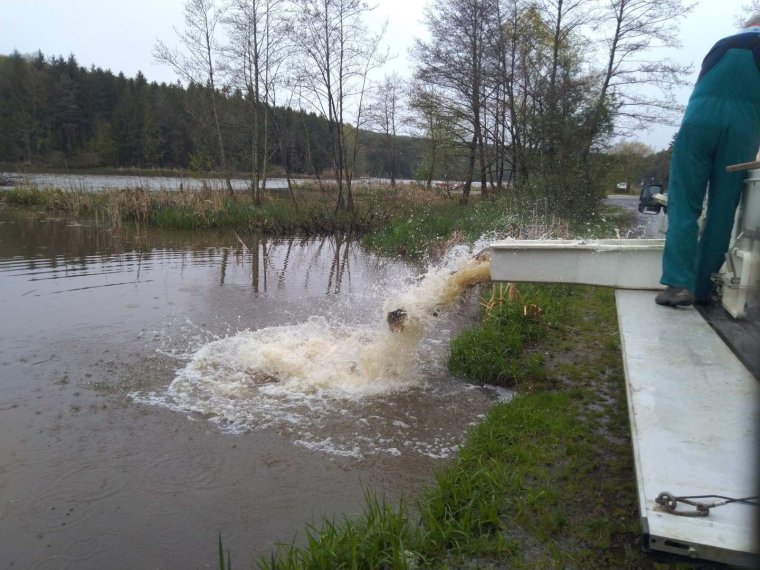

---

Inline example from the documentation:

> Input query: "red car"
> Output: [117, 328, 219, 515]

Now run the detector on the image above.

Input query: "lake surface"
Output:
[0, 171, 468, 193]
[0, 205, 507, 568]
[2, 172, 290, 192]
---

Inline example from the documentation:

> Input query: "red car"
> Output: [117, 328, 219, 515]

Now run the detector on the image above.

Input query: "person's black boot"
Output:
[655, 287, 695, 307]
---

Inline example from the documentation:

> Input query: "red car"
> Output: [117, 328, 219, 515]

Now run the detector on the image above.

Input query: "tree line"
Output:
[0, 52, 428, 184]
[2, 0, 692, 211]
[411, 0, 691, 210]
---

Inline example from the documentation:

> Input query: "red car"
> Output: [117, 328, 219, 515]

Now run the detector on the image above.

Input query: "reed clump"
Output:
[0, 184, 401, 235]
[3, 185, 48, 206]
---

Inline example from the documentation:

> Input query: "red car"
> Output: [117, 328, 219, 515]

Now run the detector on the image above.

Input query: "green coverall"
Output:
[661, 31, 760, 299]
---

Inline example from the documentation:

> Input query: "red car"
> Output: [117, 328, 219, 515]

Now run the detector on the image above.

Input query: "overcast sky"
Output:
[0, 0, 750, 150]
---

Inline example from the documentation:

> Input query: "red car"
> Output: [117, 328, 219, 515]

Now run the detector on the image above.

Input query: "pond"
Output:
[0, 205, 508, 568]
[1, 171, 290, 192]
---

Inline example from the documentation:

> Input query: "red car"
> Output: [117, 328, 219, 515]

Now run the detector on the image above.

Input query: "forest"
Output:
[0, 0, 687, 210]
[0, 52, 429, 181]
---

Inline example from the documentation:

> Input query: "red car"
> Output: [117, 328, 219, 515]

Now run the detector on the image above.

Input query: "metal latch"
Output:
[655, 492, 759, 517]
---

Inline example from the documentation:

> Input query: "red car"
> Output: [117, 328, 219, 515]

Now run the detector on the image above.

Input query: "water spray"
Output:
[386, 252, 492, 332]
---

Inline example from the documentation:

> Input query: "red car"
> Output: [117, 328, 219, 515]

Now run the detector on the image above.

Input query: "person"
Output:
[656, 15, 760, 307]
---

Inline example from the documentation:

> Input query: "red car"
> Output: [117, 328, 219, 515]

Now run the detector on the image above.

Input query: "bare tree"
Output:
[594, 0, 694, 137]
[410, 0, 695, 213]
[287, 0, 387, 211]
[741, 2, 760, 19]
[487, 0, 557, 190]
[366, 73, 406, 186]
[414, 0, 503, 204]
[225, 0, 288, 202]
[154, 0, 234, 194]
[735, 3, 760, 28]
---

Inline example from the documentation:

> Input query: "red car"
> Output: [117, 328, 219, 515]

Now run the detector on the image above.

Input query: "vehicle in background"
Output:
[638, 182, 667, 215]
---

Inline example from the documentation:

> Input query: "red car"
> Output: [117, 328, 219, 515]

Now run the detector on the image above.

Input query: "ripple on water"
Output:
[30, 534, 124, 570]
[18, 467, 128, 534]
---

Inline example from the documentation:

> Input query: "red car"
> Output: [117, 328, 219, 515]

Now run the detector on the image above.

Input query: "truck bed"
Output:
[615, 290, 759, 567]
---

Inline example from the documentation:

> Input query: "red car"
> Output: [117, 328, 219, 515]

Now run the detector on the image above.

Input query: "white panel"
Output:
[616, 290, 759, 565]
[489, 239, 665, 290]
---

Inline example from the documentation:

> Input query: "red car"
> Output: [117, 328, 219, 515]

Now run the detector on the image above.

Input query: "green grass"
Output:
[261, 491, 420, 570]
[447, 284, 569, 386]
[3, 185, 49, 206]
[362, 196, 575, 258]
[219, 532, 232, 570]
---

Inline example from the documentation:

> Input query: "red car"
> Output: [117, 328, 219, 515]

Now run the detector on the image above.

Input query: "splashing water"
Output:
[133, 243, 502, 456]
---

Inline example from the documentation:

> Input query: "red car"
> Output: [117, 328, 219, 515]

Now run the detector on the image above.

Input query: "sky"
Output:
[0, 0, 750, 150]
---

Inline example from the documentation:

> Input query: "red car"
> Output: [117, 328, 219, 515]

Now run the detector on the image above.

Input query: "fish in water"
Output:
[387, 308, 408, 333]
[386, 254, 492, 332]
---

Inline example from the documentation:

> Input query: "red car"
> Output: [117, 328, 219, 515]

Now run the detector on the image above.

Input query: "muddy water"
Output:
[0, 206, 507, 569]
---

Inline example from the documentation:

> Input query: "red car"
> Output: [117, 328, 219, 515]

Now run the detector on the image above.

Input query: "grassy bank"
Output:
[0, 182, 459, 234]
[0, 183, 397, 234]
[0, 183, 619, 253]
[257, 283, 679, 569]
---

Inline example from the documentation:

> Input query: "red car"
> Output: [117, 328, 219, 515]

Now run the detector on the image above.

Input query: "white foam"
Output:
[132, 243, 507, 456]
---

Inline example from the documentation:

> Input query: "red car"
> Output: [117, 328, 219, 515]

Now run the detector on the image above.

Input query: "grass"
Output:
[447, 283, 568, 386]
[260, 491, 420, 570]
[362, 195, 576, 258]
[2, 183, 618, 253]
[219, 532, 232, 570]
[0, 183, 452, 236]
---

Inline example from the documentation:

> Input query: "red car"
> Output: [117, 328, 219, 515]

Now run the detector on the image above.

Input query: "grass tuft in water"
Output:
[260, 490, 419, 570]
[3, 185, 49, 206]
[218, 532, 232, 570]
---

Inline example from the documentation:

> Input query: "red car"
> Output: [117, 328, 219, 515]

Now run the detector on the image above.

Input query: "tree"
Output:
[739, 2, 760, 25]
[366, 73, 406, 186]
[0, 53, 30, 162]
[287, 0, 387, 210]
[112, 80, 142, 165]
[593, 0, 694, 138]
[225, 0, 288, 201]
[485, 0, 599, 207]
[55, 73, 83, 158]
[606, 140, 653, 189]
[413, 0, 500, 204]
[409, 84, 459, 188]
[154, 0, 234, 193]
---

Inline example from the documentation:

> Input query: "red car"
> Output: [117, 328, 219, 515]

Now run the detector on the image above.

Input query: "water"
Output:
[0, 205, 508, 568]
[1, 172, 289, 192]
[0, 171, 467, 192]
